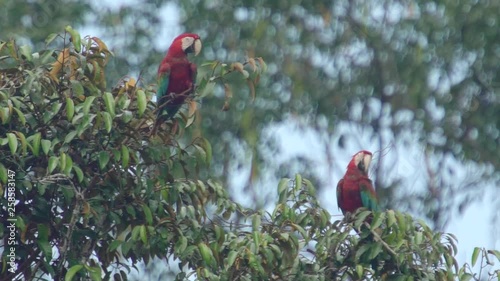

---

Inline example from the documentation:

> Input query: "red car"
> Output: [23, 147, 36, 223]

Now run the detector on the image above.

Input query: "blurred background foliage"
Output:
[1, 0, 499, 230]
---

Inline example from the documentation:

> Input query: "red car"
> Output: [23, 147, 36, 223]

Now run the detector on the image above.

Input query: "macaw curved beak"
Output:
[193, 38, 202, 56]
[353, 151, 372, 173]
[361, 153, 372, 173]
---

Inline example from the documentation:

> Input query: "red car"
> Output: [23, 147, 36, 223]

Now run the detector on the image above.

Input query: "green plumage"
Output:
[360, 182, 380, 212]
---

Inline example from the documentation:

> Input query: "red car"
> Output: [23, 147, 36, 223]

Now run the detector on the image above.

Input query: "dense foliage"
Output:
[1, 30, 499, 281]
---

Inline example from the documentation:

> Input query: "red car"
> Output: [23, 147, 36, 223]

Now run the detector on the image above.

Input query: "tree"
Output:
[1, 30, 499, 281]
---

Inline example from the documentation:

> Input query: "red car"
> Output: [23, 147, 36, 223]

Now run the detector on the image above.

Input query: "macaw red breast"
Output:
[158, 57, 197, 108]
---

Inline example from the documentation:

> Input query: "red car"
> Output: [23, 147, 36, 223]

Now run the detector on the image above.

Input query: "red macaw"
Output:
[153, 33, 201, 130]
[337, 150, 379, 215]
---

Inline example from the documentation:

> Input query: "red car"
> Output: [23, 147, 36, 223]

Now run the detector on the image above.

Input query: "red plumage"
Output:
[154, 33, 201, 130]
[337, 150, 379, 215]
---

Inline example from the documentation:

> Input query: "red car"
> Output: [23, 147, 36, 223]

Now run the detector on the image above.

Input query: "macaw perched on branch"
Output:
[337, 150, 380, 215]
[152, 33, 202, 133]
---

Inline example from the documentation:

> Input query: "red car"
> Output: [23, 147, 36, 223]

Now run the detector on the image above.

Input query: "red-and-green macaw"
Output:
[337, 150, 380, 215]
[154, 33, 202, 126]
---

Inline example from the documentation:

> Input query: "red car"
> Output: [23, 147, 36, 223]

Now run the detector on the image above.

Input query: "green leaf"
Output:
[121, 145, 130, 168]
[368, 243, 382, 260]
[136, 90, 146, 117]
[65, 25, 81, 53]
[0, 163, 7, 184]
[200, 81, 216, 98]
[253, 231, 260, 249]
[108, 240, 122, 252]
[59, 153, 67, 172]
[488, 250, 500, 262]
[121, 110, 133, 123]
[83, 96, 96, 114]
[19, 45, 33, 61]
[37, 224, 52, 262]
[198, 243, 214, 266]
[101, 111, 112, 133]
[6, 133, 17, 155]
[139, 225, 147, 244]
[200, 138, 212, 165]
[86, 265, 102, 281]
[291, 223, 308, 239]
[64, 130, 78, 144]
[225, 250, 238, 270]
[0, 107, 10, 124]
[131, 225, 141, 241]
[295, 173, 302, 190]
[70, 80, 84, 98]
[459, 273, 473, 281]
[414, 231, 423, 245]
[386, 209, 396, 228]
[257, 57, 267, 72]
[355, 264, 364, 278]
[103, 92, 115, 117]
[63, 154, 73, 175]
[31, 132, 41, 156]
[471, 247, 481, 267]
[395, 211, 407, 231]
[142, 205, 153, 225]
[252, 214, 261, 231]
[277, 178, 290, 203]
[73, 165, 84, 183]
[98, 151, 110, 170]
[39, 49, 55, 64]
[174, 236, 188, 255]
[13, 107, 26, 125]
[240, 69, 249, 78]
[48, 156, 59, 174]
[354, 210, 372, 228]
[14, 131, 27, 155]
[65, 265, 84, 281]
[41, 139, 51, 155]
[43, 102, 63, 123]
[66, 97, 75, 121]
[303, 178, 316, 196]
[45, 33, 58, 46]
[370, 211, 385, 230]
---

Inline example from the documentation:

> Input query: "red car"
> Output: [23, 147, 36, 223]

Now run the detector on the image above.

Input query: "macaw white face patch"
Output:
[181, 37, 194, 51]
[181, 37, 202, 56]
[353, 151, 372, 173]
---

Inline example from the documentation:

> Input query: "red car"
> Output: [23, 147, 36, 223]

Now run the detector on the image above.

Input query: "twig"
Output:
[363, 221, 397, 257]
[39, 173, 84, 278]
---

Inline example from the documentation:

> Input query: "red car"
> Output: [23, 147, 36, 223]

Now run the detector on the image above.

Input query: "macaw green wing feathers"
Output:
[360, 180, 379, 212]
[156, 64, 170, 117]
[157, 70, 170, 102]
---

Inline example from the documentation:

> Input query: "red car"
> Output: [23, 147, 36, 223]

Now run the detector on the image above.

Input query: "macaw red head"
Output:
[347, 150, 373, 174]
[168, 33, 202, 57]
